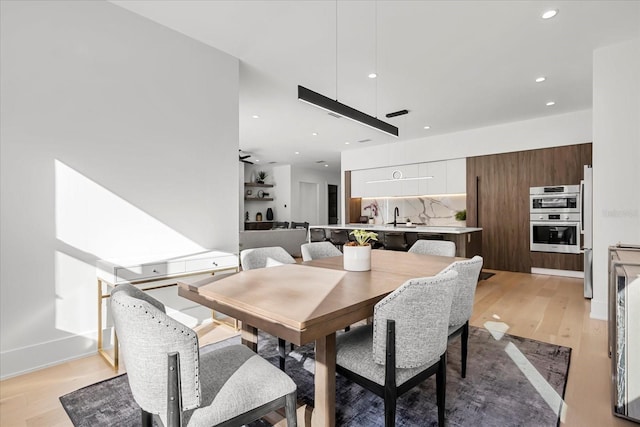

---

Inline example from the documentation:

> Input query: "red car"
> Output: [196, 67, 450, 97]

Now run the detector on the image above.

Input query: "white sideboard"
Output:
[97, 250, 239, 369]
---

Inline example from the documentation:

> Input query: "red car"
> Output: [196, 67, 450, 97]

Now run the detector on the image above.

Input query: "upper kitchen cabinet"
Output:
[351, 167, 394, 198]
[419, 161, 447, 195]
[446, 158, 466, 194]
[350, 158, 467, 198]
[400, 164, 420, 195]
[350, 169, 366, 198]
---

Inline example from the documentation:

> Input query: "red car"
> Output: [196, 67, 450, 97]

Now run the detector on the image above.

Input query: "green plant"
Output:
[455, 209, 467, 221]
[256, 170, 268, 182]
[347, 229, 378, 246]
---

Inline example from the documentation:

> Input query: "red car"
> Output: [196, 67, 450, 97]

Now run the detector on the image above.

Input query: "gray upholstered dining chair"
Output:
[239, 246, 296, 370]
[240, 246, 296, 270]
[408, 239, 456, 257]
[110, 283, 297, 427]
[300, 241, 342, 261]
[335, 270, 458, 427]
[438, 255, 483, 378]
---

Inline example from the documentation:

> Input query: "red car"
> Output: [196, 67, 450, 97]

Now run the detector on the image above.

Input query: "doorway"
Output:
[299, 182, 319, 225]
[328, 184, 338, 224]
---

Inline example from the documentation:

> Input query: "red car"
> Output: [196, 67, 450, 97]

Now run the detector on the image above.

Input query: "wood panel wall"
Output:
[467, 143, 592, 273]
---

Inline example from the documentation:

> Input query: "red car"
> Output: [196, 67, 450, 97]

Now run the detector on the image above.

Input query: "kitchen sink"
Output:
[385, 223, 417, 228]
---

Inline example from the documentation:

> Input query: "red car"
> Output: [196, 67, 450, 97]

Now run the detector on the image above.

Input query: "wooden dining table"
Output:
[177, 249, 459, 427]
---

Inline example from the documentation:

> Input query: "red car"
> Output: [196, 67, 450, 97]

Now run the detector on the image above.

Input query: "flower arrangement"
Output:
[346, 229, 378, 246]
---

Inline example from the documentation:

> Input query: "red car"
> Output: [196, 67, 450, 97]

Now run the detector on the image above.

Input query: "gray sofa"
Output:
[239, 228, 308, 257]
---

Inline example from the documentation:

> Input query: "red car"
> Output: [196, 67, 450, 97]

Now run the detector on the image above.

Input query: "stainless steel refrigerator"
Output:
[580, 165, 593, 298]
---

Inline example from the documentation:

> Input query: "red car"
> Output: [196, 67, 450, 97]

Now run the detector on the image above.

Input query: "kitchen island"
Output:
[310, 224, 482, 258]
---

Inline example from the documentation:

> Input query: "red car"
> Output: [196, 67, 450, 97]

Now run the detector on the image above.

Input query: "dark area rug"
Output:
[60, 326, 570, 426]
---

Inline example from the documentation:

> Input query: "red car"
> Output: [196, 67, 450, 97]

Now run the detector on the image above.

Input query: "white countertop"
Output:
[310, 224, 482, 234]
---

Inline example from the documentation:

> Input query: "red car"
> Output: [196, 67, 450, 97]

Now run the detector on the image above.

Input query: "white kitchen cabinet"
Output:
[446, 158, 466, 194]
[374, 167, 399, 197]
[399, 164, 420, 196]
[426, 161, 447, 195]
[350, 158, 467, 198]
[350, 169, 366, 197]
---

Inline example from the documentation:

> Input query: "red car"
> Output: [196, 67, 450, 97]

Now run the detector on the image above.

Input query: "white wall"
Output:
[272, 165, 292, 222]
[342, 109, 592, 171]
[592, 38, 640, 320]
[291, 166, 341, 225]
[0, 1, 239, 378]
[243, 164, 340, 226]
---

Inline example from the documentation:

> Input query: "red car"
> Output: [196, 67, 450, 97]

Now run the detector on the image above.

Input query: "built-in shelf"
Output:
[244, 182, 274, 187]
[244, 197, 274, 201]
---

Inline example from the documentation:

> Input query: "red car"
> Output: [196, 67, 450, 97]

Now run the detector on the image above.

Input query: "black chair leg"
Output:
[278, 337, 287, 371]
[384, 320, 397, 427]
[285, 390, 298, 426]
[384, 391, 397, 427]
[141, 409, 153, 427]
[461, 321, 469, 378]
[436, 352, 447, 427]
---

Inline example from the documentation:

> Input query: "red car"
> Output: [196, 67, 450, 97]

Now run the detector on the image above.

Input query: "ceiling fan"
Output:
[239, 150, 254, 164]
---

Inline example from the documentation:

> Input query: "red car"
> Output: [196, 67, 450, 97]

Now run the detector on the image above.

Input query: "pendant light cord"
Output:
[335, 0, 338, 101]
[375, 0, 378, 118]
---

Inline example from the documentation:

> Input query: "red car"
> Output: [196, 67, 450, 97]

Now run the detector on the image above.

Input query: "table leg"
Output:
[97, 278, 119, 370]
[241, 322, 258, 352]
[313, 332, 336, 427]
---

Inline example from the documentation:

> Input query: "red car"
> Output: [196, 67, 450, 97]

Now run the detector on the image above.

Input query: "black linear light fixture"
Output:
[298, 85, 399, 137]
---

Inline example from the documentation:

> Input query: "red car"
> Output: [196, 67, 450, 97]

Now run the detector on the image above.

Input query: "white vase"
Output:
[343, 245, 372, 272]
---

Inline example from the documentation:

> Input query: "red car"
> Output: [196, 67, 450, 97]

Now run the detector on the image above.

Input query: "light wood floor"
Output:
[1, 270, 634, 426]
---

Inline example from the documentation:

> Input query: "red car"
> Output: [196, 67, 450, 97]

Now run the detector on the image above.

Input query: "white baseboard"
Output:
[530, 267, 584, 278]
[0, 331, 99, 380]
[1, 288, 213, 380]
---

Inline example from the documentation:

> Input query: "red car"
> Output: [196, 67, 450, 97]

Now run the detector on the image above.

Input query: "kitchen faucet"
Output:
[393, 206, 399, 227]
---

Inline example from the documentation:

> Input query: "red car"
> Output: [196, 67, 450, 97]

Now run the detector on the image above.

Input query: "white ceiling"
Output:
[111, 1, 640, 173]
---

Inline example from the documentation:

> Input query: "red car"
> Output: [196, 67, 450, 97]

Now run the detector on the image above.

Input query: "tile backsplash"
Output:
[361, 195, 466, 226]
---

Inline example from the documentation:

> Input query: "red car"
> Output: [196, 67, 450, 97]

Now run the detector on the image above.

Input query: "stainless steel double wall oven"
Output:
[529, 185, 581, 254]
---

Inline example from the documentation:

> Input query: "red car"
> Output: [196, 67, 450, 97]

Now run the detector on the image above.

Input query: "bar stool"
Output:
[310, 228, 327, 242]
[384, 231, 408, 251]
[330, 229, 349, 251]
[405, 232, 418, 249]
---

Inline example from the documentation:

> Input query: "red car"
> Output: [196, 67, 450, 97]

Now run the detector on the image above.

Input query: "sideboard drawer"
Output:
[115, 261, 186, 283]
[185, 255, 238, 273]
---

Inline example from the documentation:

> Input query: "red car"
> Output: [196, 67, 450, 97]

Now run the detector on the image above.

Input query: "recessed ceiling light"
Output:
[368, 73, 377, 79]
[312, 132, 318, 136]
[324, 164, 329, 167]
[535, 76, 546, 83]
[546, 101, 556, 106]
[252, 115, 259, 119]
[295, 151, 300, 155]
[542, 9, 558, 19]
[423, 126, 431, 130]
[345, 141, 350, 145]
[255, 159, 260, 162]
